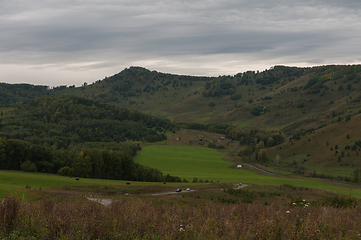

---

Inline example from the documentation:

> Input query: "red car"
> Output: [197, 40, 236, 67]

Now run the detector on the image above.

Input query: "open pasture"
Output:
[134, 145, 361, 197]
[0, 171, 192, 198]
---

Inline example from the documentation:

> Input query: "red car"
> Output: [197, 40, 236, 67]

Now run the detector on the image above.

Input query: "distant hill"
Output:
[1, 65, 361, 137]
[61, 65, 361, 136]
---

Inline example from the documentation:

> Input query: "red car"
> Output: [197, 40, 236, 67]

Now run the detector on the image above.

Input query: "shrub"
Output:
[250, 106, 270, 116]
[317, 196, 358, 208]
[235, 102, 245, 108]
[57, 166, 70, 176]
[208, 141, 216, 148]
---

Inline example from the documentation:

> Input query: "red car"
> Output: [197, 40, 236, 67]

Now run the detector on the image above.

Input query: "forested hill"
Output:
[102, 66, 212, 97]
[0, 94, 176, 149]
[2, 65, 361, 136]
[0, 83, 48, 107]
[64, 64, 361, 135]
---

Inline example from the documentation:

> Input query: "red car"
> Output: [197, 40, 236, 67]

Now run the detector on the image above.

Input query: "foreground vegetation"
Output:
[1, 186, 361, 239]
[1, 168, 361, 239]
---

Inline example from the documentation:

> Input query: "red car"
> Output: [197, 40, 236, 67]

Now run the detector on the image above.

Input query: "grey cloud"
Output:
[0, 0, 361, 85]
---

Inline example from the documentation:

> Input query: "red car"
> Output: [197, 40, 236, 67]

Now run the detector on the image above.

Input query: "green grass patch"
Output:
[0, 171, 191, 198]
[134, 145, 361, 197]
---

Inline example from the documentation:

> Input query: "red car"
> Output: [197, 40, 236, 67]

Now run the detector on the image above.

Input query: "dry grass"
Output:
[1, 194, 361, 239]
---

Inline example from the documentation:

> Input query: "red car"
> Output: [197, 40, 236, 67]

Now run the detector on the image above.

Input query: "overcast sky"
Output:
[1, 0, 361, 87]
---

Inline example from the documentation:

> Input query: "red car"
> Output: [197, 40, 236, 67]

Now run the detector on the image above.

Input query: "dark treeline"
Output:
[179, 122, 284, 148]
[0, 94, 175, 149]
[179, 122, 232, 134]
[0, 83, 49, 107]
[103, 66, 211, 98]
[0, 138, 180, 182]
[202, 76, 241, 100]
[226, 128, 284, 147]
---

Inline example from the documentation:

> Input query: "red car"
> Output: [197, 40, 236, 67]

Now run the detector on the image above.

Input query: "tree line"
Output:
[0, 138, 181, 182]
[0, 94, 176, 149]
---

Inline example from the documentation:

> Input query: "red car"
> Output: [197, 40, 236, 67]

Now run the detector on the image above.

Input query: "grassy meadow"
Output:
[0, 170, 191, 199]
[1, 145, 361, 239]
[134, 145, 361, 197]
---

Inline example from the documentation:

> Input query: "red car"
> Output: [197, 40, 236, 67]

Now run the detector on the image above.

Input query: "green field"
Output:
[134, 145, 361, 197]
[2, 145, 361, 199]
[0, 170, 179, 198]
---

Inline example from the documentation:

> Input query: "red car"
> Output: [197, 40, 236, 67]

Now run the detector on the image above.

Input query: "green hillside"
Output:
[264, 113, 361, 180]
[54, 65, 361, 136]
[1, 65, 361, 136]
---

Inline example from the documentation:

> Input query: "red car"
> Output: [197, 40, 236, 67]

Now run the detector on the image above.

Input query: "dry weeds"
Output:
[1, 195, 361, 239]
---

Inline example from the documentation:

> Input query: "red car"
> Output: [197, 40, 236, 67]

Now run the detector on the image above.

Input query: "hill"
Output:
[1, 65, 361, 136]
[54, 65, 361, 136]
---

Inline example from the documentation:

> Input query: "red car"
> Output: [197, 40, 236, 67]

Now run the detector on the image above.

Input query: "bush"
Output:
[57, 166, 76, 176]
[317, 196, 358, 208]
[57, 166, 70, 176]
[235, 102, 245, 108]
[250, 106, 270, 116]
[208, 141, 216, 148]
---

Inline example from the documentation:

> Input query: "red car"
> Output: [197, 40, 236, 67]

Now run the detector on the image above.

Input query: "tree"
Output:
[347, 83, 352, 90]
[73, 152, 92, 178]
[353, 169, 360, 183]
[20, 161, 37, 172]
[257, 149, 268, 163]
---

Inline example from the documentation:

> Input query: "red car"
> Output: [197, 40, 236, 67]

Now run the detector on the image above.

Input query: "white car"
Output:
[186, 188, 190, 191]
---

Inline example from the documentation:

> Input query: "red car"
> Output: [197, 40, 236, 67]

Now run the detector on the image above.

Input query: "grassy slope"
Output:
[133, 145, 361, 197]
[267, 113, 361, 177]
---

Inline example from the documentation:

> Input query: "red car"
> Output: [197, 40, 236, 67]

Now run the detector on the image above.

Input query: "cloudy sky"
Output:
[1, 0, 361, 87]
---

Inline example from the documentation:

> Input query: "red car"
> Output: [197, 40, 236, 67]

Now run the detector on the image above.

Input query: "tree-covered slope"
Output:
[0, 94, 176, 149]
[0, 83, 48, 107]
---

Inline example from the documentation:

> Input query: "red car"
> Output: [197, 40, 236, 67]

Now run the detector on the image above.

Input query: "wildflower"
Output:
[302, 199, 306, 202]
[292, 203, 296, 206]
[179, 228, 185, 231]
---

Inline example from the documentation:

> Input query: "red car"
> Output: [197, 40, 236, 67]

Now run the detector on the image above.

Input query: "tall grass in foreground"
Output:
[1, 195, 361, 239]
